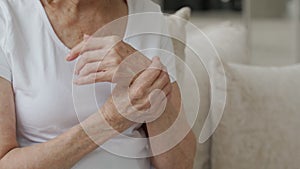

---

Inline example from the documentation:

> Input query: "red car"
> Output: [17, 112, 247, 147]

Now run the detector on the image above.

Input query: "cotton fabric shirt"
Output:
[0, 0, 176, 168]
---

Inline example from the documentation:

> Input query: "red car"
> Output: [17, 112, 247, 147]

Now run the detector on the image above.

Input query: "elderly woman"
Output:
[0, 0, 196, 168]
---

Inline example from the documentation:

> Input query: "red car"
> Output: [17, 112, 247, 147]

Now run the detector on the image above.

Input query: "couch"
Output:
[168, 7, 300, 169]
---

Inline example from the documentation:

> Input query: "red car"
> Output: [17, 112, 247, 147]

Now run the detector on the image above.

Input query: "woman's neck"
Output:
[40, 0, 128, 48]
[42, 0, 126, 18]
[41, 0, 128, 25]
[44, 0, 113, 9]
[47, 0, 108, 6]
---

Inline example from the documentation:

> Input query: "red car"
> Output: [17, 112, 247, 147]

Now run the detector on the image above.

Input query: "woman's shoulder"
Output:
[125, 0, 169, 44]
[0, 0, 37, 22]
[128, 0, 162, 14]
[0, 0, 42, 51]
[0, 0, 35, 6]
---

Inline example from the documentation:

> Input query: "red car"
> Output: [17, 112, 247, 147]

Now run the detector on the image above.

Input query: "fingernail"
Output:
[153, 56, 160, 61]
[83, 34, 90, 40]
[66, 53, 73, 61]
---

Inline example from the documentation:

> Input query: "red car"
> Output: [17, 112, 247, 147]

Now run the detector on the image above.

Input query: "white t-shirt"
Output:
[0, 0, 176, 168]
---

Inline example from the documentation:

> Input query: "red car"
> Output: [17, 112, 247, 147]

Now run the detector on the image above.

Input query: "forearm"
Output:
[0, 102, 134, 169]
[146, 89, 196, 169]
[0, 124, 96, 169]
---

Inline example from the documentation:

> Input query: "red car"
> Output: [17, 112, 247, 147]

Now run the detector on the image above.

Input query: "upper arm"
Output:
[0, 2, 17, 159]
[0, 78, 18, 159]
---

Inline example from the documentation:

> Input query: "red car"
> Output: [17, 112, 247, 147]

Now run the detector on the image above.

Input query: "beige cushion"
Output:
[187, 22, 248, 64]
[167, 7, 191, 61]
[212, 63, 300, 169]
[203, 22, 248, 64]
[167, 7, 211, 169]
[167, 9, 249, 169]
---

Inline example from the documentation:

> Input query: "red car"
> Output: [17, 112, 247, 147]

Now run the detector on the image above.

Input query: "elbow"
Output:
[0, 143, 18, 158]
[0, 146, 19, 165]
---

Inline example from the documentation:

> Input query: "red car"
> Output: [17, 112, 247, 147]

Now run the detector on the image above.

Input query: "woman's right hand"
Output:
[102, 56, 172, 127]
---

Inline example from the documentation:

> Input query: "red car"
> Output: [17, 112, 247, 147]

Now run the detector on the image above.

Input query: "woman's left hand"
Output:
[66, 35, 151, 85]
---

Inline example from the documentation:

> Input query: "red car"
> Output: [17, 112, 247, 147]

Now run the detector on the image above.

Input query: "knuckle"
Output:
[130, 87, 145, 100]
[80, 67, 88, 75]
[81, 54, 90, 62]
[135, 88, 145, 98]
[89, 73, 97, 82]
[129, 88, 138, 100]
[112, 56, 122, 65]
[109, 36, 121, 44]
[130, 98, 138, 105]
[95, 72, 103, 80]
[138, 100, 150, 110]
[143, 101, 151, 110]
[84, 63, 97, 74]
[133, 103, 142, 110]
[110, 48, 119, 56]
[86, 74, 93, 81]
[85, 63, 93, 71]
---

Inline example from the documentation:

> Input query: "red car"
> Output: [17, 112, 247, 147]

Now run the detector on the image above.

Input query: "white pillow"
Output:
[167, 7, 191, 61]
[211, 63, 300, 169]
[187, 22, 248, 64]
[167, 8, 211, 169]
[168, 10, 249, 169]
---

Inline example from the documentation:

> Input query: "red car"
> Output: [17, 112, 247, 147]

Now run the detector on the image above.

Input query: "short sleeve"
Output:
[0, 48, 11, 82]
[160, 34, 177, 83]
[159, 17, 177, 83]
[0, 3, 12, 82]
[124, 0, 177, 83]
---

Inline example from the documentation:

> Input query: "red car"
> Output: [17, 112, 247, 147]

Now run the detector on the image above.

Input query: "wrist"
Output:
[101, 98, 135, 133]
[120, 41, 151, 65]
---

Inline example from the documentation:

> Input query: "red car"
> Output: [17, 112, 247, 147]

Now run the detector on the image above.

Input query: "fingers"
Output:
[83, 34, 90, 40]
[131, 57, 163, 91]
[77, 62, 104, 77]
[129, 57, 171, 108]
[66, 36, 121, 61]
[73, 70, 112, 85]
[133, 85, 170, 122]
[140, 90, 166, 122]
[143, 83, 171, 122]
[75, 51, 122, 79]
[161, 82, 173, 98]
[147, 75, 172, 103]
[66, 40, 86, 61]
[67, 36, 138, 85]
[75, 49, 108, 75]
[148, 90, 168, 118]
[148, 69, 170, 93]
